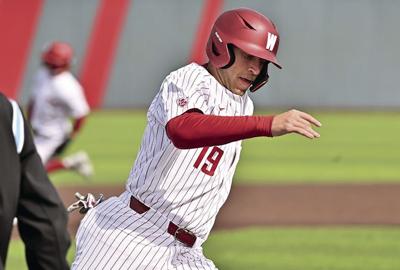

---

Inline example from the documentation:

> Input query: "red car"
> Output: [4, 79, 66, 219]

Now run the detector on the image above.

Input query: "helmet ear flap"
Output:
[250, 62, 270, 92]
[221, 44, 236, 69]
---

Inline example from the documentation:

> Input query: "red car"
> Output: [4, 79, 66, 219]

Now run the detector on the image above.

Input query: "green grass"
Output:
[203, 227, 400, 270]
[50, 110, 147, 186]
[237, 112, 400, 183]
[7, 227, 400, 270]
[49, 110, 400, 186]
[9, 110, 398, 269]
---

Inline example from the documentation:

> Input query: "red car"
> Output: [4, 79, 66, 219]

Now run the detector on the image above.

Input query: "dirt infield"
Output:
[11, 183, 400, 239]
[57, 183, 400, 236]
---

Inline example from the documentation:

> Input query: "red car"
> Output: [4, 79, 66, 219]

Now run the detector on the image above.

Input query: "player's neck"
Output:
[205, 63, 228, 90]
[49, 68, 67, 76]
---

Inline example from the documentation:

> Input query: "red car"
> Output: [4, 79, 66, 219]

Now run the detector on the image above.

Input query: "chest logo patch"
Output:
[176, 97, 188, 107]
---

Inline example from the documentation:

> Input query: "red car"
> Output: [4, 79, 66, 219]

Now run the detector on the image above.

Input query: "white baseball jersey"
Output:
[72, 63, 254, 269]
[30, 67, 89, 163]
[128, 62, 253, 240]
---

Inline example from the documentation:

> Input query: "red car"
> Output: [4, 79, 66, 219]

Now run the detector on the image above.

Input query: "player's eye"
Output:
[244, 53, 253, 60]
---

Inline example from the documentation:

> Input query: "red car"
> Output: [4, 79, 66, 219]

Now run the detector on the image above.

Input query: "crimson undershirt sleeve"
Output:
[166, 109, 274, 149]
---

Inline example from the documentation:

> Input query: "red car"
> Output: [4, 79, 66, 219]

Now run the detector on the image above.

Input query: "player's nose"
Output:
[248, 58, 262, 76]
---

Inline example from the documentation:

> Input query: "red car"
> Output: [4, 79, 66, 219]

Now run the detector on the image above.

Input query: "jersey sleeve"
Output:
[154, 75, 211, 126]
[67, 85, 90, 118]
[56, 76, 90, 119]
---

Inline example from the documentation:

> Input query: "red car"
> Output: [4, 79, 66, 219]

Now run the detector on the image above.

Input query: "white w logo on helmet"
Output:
[266, 32, 277, 51]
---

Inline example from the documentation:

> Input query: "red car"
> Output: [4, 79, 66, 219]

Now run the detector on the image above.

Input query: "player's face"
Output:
[219, 47, 265, 96]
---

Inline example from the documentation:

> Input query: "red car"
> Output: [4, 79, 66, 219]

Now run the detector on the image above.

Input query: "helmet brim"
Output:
[236, 43, 282, 69]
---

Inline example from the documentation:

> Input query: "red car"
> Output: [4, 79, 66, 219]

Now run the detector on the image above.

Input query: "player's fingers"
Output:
[298, 111, 322, 127]
[297, 117, 312, 128]
[293, 123, 320, 138]
[293, 127, 315, 139]
[296, 118, 321, 137]
[309, 128, 320, 138]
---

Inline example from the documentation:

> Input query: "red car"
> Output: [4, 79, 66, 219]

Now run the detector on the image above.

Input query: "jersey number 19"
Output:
[193, 146, 224, 176]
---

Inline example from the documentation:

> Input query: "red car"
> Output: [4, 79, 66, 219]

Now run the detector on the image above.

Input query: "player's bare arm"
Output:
[71, 116, 86, 138]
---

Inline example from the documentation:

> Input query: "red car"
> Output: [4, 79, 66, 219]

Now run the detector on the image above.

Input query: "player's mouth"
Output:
[238, 77, 253, 89]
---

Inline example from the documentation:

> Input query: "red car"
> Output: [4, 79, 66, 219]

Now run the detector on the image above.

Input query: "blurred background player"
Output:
[27, 41, 93, 179]
[0, 92, 70, 270]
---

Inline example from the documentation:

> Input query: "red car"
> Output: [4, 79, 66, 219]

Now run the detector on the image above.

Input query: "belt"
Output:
[129, 196, 197, 248]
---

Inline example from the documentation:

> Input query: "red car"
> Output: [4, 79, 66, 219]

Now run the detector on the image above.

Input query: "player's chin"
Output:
[234, 79, 252, 95]
[231, 88, 246, 96]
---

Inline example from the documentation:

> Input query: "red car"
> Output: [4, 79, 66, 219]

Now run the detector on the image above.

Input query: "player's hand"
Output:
[271, 109, 322, 139]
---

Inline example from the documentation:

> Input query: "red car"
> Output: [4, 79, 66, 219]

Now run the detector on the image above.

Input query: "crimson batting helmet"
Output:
[41, 41, 73, 68]
[206, 8, 281, 92]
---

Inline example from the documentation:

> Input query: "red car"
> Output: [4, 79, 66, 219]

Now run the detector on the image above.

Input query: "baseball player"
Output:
[27, 41, 93, 178]
[72, 8, 321, 269]
[0, 93, 70, 269]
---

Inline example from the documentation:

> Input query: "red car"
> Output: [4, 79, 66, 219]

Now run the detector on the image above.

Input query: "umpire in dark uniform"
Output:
[0, 92, 70, 269]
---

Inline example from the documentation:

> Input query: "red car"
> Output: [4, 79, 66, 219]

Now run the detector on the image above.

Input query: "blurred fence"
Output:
[0, 0, 399, 109]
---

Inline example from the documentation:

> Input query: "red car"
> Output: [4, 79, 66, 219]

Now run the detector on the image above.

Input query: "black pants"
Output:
[0, 93, 70, 269]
